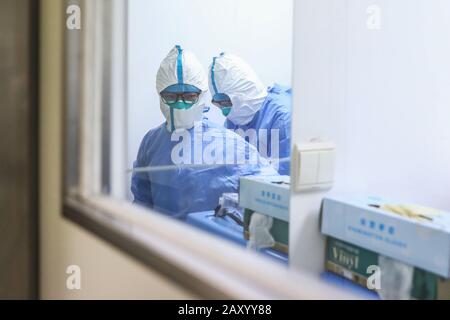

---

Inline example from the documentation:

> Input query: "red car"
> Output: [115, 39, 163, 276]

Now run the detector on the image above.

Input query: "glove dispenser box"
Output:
[239, 176, 290, 253]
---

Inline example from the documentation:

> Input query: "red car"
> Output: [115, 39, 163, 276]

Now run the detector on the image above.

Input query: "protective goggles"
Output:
[211, 93, 232, 108]
[160, 84, 201, 105]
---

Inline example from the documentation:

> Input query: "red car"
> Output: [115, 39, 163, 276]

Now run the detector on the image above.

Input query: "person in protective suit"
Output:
[131, 46, 277, 220]
[209, 53, 292, 175]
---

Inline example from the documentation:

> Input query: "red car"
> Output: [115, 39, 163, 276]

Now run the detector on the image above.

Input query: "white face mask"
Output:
[160, 99, 204, 132]
[226, 93, 266, 126]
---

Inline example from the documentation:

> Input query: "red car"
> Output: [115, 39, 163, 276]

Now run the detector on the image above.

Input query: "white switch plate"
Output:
[293, 141, 336, 192]
[317, 150, 335, 183]
[298, 151, 319, 185]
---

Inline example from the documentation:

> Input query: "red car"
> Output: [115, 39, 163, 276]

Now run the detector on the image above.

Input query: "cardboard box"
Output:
[326, 237, 450, 300]
[239, 175, 290, 220]
[321, 196, 450, 278]
[239, 176, 290, 253]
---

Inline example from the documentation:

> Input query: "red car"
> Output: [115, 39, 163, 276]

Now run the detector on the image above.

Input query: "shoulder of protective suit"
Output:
[268, 83, 292, 95]
[267, 94, 292, 113]
[264, 89, 292, 127]
[141, 123, 167, 145]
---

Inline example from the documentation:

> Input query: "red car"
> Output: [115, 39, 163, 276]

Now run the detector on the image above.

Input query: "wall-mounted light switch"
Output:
[293, 140, 336, 192]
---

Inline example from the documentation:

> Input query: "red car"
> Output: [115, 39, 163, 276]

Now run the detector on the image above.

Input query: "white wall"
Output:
[344, 0, 450, 209]
[40, 0, 195, 299]
[127, 0, 293, 176]
[290, 0, 450, 275]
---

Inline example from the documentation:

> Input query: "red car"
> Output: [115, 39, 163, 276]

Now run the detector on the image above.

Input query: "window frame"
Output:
[61, 0, 356, 299]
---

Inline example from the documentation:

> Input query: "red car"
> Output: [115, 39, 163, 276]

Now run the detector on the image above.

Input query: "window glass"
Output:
[113, 0, 293, 264]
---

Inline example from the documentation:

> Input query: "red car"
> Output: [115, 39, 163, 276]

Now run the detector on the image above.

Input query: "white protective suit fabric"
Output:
[378, 256, 414, 300]
[247, 212, 275, 250]
[209, 53, 268, 126]
[156, 46, 208, 131]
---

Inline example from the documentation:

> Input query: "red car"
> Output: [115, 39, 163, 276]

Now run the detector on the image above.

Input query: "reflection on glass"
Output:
[125, 0, 293, 265]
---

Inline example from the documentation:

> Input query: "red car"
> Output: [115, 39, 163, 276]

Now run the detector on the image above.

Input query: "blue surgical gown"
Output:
[225, 83, 292, 175]
[131, 119, 277, 220]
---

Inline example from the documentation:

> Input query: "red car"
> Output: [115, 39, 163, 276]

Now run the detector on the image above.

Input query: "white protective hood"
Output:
[156, 46, 208, 131]
[209, 53, 268, 126]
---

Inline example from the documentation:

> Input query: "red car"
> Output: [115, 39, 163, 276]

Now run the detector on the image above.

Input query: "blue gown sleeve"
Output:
[131, 136, 154, 208]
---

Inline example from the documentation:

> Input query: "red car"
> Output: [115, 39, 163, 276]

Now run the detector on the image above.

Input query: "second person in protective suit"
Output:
[209, 53, 292, 175]
[131, 46, 278, 220]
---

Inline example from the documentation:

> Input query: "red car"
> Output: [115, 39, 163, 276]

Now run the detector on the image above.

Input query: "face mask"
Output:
[221, 107, 232, 117]
[226, 94, 264, 126]
[168, 101, 194, 110]
[160, 100, 203, 132]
